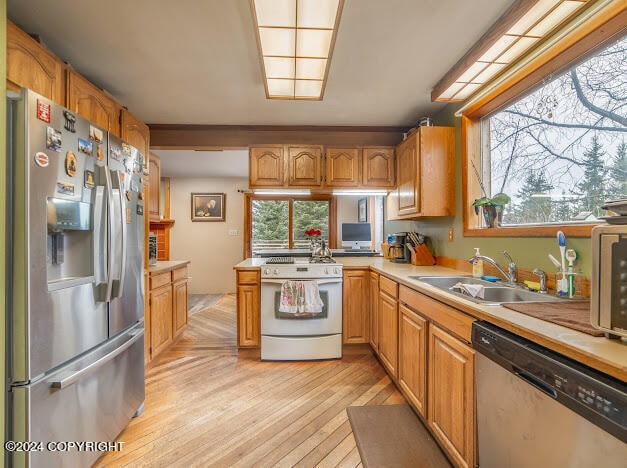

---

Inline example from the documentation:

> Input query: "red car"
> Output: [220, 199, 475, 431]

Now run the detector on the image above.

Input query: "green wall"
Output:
[385, 103, 592, 279]
[1, 0, 7, 464]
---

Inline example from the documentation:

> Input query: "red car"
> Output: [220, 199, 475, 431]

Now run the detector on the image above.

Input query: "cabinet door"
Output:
[144, 271, 151, 364]
[396, 135, 419, 216]
[121, 109, 150, 171]
[66, 70, 122, 136]
[287, 146, 322, 186]
[428, 324, 475, 468]
[362, 147, 395, 187]
[173, 279, 188, 336]
[378, 291, 398, 378]
[419, 127, 455, 216]
[399, 304, 428, 418]
[369, 272, 379, 351]
[249, 146, 285, 187]
[342, 269, 369, 344]
[325, 148, 360, 187]
[237, 284, 260, 347]
[7, 21, 65, 103]
[148, 153, 161, 222]
[150, 283, 173, 358]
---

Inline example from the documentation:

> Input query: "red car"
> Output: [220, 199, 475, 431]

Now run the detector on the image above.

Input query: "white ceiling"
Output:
[8, 0, 515, 127]
[154, 149, 249, 178]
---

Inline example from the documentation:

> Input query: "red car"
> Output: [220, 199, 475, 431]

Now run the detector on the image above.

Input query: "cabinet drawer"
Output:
[172, 266, 188, 282]
[150, 271, 171, 289]
[238, 270, 260, 285]
[379, 275, 398, 299]
[399, 285, 475, 343]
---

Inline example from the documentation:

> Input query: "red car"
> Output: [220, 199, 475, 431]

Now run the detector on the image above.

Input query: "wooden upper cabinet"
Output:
[148, 153, 161, 222]
[7, 20, 66, 103]
[121, 109, 150, 169]
[287, 146, 323, 186]
[325, 148, 360, 187]
[362, 147, 395, 187]
[392, 127, 455, 219]
[249, 146, 285, 188]
[66, 70, 122, 137]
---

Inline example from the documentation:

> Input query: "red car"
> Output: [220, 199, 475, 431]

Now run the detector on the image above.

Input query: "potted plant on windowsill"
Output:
[472, 192, 511, 228]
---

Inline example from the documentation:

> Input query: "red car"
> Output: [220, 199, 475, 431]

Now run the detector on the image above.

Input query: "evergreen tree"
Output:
[607, 140, 626, 199]
[576, 136, 607, 216]
[293, 201, 329, 240]
[251, 200, 288, 245]
[512, 170, 554, 223]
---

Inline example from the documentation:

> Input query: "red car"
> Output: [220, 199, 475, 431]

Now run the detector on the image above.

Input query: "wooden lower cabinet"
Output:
[398, 304, 428, 418]
[150, 283, 173, 358]
[378, 277, 398, 378]
[236, 270, 261, 347]
[173, 278, 189, 336]
[428, 324, 475, 468]
[369, 271, 379, 351]
[342, 269, 370, 344]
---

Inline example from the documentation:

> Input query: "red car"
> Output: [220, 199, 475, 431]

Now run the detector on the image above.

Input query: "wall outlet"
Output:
[448, 227, 454, 242]
[229, 229, 239, 236]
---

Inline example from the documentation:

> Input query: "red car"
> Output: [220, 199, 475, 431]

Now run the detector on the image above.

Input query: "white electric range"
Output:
[260, 257, 343, 360]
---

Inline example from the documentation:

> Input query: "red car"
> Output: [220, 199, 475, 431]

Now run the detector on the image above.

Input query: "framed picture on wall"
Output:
[191, 193, 226, 222]
[358, 198, 367, 222]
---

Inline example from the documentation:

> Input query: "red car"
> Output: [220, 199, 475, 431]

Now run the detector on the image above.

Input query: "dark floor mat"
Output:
[346, 404, 451, 468]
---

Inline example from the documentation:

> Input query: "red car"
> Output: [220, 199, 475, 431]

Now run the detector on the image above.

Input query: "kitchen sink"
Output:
[409, 275, 563, 305]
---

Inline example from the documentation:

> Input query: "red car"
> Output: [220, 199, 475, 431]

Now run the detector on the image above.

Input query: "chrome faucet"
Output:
[467, 250, 518, 285]
[532, 268, 548, 293]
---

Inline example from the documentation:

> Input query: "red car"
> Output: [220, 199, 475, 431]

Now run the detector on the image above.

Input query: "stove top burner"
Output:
[309, 257, 336, 264]
[264, 257, 295, 264]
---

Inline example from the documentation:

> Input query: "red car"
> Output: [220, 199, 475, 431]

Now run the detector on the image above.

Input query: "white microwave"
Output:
[590, 223, 627, 338]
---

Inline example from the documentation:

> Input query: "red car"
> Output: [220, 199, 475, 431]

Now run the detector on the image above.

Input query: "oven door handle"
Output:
[261, 278, 342, 285]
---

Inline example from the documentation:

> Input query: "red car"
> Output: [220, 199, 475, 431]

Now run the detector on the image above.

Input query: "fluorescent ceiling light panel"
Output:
[433, 0, 589, 102]
[251, 0, 344, 100]
[254, 189, 312, 195]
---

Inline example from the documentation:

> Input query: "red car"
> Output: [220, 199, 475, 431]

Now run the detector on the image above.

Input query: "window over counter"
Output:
[484, 36, 625, 227]
[461, 4, 626, 237]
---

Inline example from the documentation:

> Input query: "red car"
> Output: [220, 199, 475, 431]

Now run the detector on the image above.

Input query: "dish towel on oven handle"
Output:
[279, 280, 324, 314]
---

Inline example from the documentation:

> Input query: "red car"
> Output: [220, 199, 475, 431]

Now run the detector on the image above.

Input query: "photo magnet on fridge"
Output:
[65, 151, 78, 177]
[97, 145, 104, 161]
[78, 138, 93, 156]
[136, 204, 144, 215]
[84, 170, 95, 189]
[110, 145, 121, 161]
[56, 181, 75, 195]
[37, 99, 51, 123]
[46, 127, 62, 152]
[89, 125, 104, 143]
[63, 111, 77, 133]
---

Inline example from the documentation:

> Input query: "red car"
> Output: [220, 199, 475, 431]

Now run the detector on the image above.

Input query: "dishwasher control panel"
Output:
[472, 321, 626, 443]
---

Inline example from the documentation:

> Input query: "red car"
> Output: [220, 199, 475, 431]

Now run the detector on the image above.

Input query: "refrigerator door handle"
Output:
[93, 184, 108, 301]
[115, 170, 127, 298]
[103, 165, 116, 302]
[49, 329, 143, 389]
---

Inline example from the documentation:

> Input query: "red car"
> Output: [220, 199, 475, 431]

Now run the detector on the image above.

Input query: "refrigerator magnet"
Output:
[138, 192, 144, 200]
[125, 190, 132, 201]
[110, 146, 121, 161]
[84, 170, 95, 189]
[37, 100, 51, 123]
[122, 143, 131, 156]
[56, 181, 75, 196]
[46, 127, 62, 152]
[63, 111, 77, 133]
[126, 208, 132, 224]
[78, 138, 93, 156]
[34, 152, 50, 168]
[97, 145, 104, 161]
[65, 151, 78, 177]
[136, 204, 144, 215]
[89, 125, 104, 143]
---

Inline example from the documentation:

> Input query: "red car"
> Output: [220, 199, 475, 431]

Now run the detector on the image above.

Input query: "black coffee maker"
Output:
[388, 232, 411, 263]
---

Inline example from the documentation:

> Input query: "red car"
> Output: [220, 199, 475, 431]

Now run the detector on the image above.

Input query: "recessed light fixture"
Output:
[432, 0, 590, 102]
[250, 0, 344, 100]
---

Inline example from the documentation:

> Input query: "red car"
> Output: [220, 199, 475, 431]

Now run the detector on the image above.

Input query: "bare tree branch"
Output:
[570, 70, 627, 127]
[503, 110, 627, 132]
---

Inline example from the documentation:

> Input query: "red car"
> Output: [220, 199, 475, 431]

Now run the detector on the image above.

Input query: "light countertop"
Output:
[234, 256, 626, 381]
[149, 260, 190, 274]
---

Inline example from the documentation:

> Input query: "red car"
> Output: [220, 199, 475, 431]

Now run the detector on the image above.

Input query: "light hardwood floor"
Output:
[96, 294, 405, 467]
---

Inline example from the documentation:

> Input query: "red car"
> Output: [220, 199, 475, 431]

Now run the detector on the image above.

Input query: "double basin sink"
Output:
[410, 276, 563, 306]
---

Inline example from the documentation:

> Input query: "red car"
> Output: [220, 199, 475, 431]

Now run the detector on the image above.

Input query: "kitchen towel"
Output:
[453, 282, 485, 299]
[279, 280, 323, 314]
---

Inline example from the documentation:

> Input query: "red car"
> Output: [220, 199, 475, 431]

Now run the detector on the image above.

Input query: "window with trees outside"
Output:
[251, 197, 331, 253]
[482, 36, 625, 227]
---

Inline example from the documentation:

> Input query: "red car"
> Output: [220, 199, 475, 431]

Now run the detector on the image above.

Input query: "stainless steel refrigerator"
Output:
[6, 89, 145, 467]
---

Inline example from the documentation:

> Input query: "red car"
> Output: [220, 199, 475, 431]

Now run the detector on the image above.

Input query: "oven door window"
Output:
[273, 290, 329, 319]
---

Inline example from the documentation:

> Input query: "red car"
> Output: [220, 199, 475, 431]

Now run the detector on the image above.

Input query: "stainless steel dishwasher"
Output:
[472, 321, 626, 467]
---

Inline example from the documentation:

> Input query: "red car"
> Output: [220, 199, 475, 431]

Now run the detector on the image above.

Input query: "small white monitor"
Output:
[341, 223, 372, 249]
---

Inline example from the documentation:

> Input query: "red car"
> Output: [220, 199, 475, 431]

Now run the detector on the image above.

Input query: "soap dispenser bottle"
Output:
[472, 248, 484, 278]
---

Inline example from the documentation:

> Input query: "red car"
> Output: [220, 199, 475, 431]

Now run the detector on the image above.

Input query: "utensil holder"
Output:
[408, 243, 436, 265]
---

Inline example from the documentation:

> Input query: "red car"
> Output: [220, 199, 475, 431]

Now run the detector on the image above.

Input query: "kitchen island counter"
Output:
[234, 257, 626, 381]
